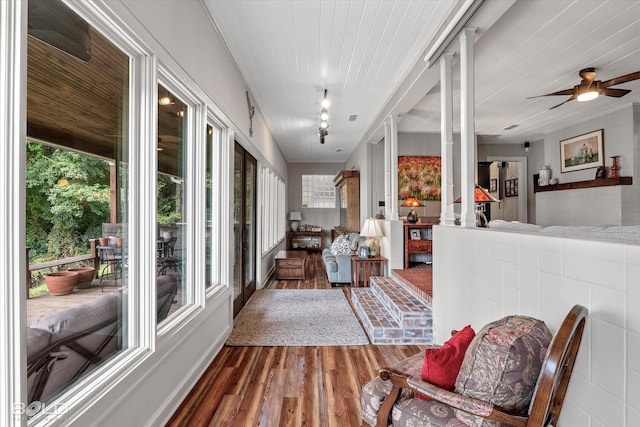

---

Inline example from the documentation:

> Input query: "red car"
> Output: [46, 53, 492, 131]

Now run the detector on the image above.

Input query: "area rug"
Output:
[226, 289, 369, 346]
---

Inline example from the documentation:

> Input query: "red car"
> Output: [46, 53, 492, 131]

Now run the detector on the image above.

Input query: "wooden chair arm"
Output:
[377, 368, 529, 427]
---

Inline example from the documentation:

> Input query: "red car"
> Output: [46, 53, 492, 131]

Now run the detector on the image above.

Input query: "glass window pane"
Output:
[157, 84, 187, 319]
[206, 123, 220, 289]
[26, 0, 130, 410]
[302, 175, 335, 208]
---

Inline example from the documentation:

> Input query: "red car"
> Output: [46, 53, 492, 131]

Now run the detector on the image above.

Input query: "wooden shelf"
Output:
[534, 177, 632, 193]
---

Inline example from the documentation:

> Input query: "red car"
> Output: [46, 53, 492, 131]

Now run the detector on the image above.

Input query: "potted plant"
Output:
[67, 267, 95, 289]
[44, 271, 78, 296]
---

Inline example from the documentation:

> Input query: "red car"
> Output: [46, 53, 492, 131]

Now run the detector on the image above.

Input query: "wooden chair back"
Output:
[526, 304, 588, 426]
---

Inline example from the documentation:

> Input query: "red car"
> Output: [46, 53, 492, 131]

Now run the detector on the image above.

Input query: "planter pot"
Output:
[99, 237, 109, 246]
[67, 267, 95, 289]
[44, 271, 78, 296]
[114, 236, 123, 246]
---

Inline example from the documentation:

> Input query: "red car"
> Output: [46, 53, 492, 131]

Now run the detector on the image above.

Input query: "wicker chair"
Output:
[362, 305, 588, 427]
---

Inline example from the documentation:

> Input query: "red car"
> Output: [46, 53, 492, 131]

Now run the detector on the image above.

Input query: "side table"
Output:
[350, 255, 386, 287]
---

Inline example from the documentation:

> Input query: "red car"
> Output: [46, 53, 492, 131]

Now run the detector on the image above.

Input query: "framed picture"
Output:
[357, 245, 369, 258]
[409, 229, 421, 240]
[595, 166, 607, 179]
[398, 156, 441, 201]
[489, 178, 497, 192]
[504, 179, 518, 197]
[560, 129, 604, 173]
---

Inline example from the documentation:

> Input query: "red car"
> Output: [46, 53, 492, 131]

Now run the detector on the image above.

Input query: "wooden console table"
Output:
[350, 255, 386, 287]
[275, 251, 306, 280]
[287, 230, 323, 251]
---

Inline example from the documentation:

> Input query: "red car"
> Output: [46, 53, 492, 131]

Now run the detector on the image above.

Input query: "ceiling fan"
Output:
[528, 68, 640, 110]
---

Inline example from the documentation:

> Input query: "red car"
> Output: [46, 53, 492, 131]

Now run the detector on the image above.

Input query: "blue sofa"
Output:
[322, 232, 362, 285]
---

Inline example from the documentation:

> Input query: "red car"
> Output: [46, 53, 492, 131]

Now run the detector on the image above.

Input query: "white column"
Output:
[459, 28, 477, 228]
[383, 116, 399, 220]
[389, 115, 399, 221]
[439, 53, 456, 225]
[383, 121, 392, 219]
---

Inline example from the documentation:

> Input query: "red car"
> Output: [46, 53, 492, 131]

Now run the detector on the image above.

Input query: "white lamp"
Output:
[289, 211, 302, 231]
[360, 217, 383, 257]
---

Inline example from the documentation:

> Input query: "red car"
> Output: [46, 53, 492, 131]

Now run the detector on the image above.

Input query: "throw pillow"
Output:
[330, 235, 352, 256]
[419, 325, 475, 399]
[454, 315, 552, 426]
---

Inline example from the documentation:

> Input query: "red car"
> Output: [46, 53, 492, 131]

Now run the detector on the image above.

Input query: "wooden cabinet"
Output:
[334, 170, 360, 232]
[404, 223, 433, 269]
[287, 230, 323, 251]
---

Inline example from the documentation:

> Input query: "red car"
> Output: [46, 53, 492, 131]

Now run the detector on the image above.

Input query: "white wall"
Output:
[535, 105, 638, 226]
[433, 225, 640, 427]
[287, 162, 343, 248]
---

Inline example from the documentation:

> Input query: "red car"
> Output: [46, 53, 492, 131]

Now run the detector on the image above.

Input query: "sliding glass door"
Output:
[233, 143, 256, 317]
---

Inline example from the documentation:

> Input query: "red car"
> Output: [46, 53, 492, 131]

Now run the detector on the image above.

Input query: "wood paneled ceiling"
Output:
[27, 11, 183, 177]
[205, 0, 640, 160]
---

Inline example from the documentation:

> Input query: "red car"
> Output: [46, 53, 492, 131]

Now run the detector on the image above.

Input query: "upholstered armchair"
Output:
[361, 305, 588, 427]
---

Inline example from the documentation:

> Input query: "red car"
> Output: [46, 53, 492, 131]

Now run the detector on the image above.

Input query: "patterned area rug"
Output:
[226, 289, 369, 346]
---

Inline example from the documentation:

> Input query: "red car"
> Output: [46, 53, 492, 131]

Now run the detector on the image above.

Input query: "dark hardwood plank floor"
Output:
[166, 252, 425, 426]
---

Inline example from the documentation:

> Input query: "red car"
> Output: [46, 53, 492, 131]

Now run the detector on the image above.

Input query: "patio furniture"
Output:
[26, 275, 178, 407]
[361, 304, 588, 427]
[97, 245, 124, 291]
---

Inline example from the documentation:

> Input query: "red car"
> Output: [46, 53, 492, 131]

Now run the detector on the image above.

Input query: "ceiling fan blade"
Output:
[526, 88, 575, 99]
[601, 71, 640, 87]
[549, 95, 576, 110]
[602, 87, 631, 97]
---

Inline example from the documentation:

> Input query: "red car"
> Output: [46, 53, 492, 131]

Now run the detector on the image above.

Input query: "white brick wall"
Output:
[433, 225, 639, 427]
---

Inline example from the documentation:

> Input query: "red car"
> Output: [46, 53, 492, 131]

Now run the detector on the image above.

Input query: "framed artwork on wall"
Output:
[398, 156, 441, 201]
[560, 129, 604, 173]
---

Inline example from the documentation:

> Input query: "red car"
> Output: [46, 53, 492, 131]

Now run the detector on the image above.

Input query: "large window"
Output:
[261, 166, 285, 253]
[157, 83, 188, 317]
[25, 0, 130, 411]
[302, 174, 335, 208]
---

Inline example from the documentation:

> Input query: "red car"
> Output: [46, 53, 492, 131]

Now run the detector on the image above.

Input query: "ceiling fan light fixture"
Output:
[577, 89, 599, 102]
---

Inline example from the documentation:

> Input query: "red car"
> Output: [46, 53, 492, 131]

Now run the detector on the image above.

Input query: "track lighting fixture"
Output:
[321, 89, 330, 108]
[319, 89, 330, 144]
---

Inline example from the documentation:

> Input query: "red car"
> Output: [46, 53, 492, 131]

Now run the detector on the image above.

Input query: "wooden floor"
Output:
[166, 253, 426, 427]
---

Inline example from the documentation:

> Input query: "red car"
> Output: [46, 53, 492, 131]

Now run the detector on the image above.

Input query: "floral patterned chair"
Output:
[361, 305, 588, 427]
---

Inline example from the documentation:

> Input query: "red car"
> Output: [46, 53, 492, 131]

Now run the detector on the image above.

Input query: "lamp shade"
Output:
[454, 185, 499, 203]
[288, 211, 302, 221]
[361, 217, 383, 237]
[401, 197, 425, 207]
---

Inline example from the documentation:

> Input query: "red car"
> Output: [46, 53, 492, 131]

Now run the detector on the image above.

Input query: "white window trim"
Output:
[1, 1, 28, 424]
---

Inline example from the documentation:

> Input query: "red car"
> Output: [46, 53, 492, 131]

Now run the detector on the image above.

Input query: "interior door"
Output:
[233, 143, 257, 317]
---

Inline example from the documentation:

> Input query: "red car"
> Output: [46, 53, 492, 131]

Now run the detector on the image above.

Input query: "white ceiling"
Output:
[204, 0, 640, 162]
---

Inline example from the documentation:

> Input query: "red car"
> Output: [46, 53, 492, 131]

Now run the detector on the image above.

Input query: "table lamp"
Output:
[401, 197, 424, 223]
[360, 217, 383, 257]
[289, 211, 302, 231]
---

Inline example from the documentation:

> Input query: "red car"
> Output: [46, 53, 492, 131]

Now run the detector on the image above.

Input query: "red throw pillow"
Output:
[420, 325, 475, 399]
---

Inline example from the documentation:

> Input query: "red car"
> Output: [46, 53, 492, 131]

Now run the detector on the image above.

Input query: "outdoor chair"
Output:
[157, 236, 181, 276]
[361, 304, 588, 427]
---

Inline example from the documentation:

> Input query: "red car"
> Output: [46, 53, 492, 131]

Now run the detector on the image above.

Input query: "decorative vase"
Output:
[67, 267, 95, 289]
[406, 209, 418, 224]
[538, 165, 551, 186]
[610, 156, 620, 178]
[44, 271, 78, 296]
